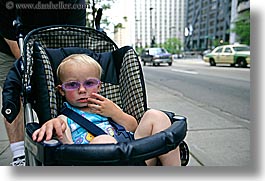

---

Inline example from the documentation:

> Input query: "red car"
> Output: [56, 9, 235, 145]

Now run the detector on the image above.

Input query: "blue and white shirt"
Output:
[64, 102, 115, 144]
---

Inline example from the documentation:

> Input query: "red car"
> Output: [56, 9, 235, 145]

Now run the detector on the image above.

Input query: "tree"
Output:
[113, 22, 123, 33]
[231, 10, 250, 45]
[162, 38, 182, 54]
[86, 0, 115, 28]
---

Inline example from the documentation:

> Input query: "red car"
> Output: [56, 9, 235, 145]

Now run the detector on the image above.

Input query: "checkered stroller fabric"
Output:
[22, 25, 147, 124]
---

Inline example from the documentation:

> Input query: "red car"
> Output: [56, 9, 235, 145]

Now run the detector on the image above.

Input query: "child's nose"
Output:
[78, 84, 86, 93]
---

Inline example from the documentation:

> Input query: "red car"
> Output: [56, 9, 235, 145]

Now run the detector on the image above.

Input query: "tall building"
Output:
[184, 0, 233, 51]
[184, 0, 250, 51]
[107, 0, 249, 50]
[134, 0, 187, 49]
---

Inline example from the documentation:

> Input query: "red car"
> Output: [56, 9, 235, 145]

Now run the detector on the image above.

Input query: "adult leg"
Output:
[0, 52, 25, 166]
[134, 109, 181, 166]
[4, 104, 24, 143]
[3, 102, 25, 166]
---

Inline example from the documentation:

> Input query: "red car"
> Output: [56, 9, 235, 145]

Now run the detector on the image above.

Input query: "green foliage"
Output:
[101, 3, 111, 9]
[213, 39, 229, 47]
[113, 17, 128, 33]
[135, 47, 144, 55]
[123, 16, 128, 22]
[86, 0, 116, 28]
[114, 23, 123, 29]
[231, 10, 250, 45]
[86, 0, 127, 34]
[162, 38, 182, 54]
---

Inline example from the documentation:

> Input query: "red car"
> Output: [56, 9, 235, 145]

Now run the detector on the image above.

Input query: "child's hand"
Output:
[87, 93, 138, 132]
[87, 93, 122, 118]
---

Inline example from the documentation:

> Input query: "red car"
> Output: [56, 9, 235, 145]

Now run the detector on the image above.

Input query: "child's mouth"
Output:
[77, 98, 88, 103]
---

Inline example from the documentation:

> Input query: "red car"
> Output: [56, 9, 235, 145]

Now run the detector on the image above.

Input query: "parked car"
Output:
[140, 47, 173, 66]
[203, 44, 250, 67]
[201, 49, 212, 56]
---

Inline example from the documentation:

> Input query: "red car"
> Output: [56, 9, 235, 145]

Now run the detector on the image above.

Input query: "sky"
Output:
[99, 0, 132, 39]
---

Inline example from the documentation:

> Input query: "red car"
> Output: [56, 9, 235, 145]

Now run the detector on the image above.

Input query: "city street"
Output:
[143, 58, 250, 121]
[143, 58, 250, 166]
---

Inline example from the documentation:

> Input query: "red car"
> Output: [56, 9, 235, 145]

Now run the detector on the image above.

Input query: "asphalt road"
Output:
[142, 59, 250, 122]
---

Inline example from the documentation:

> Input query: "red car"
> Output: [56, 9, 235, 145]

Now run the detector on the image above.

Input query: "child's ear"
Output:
[57, 85, 65, 96]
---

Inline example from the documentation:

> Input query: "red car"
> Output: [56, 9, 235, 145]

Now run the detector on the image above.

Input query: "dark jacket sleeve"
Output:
[1, 57, 23, 123]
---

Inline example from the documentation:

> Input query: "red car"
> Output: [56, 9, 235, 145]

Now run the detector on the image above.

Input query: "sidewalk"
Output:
[145, 80, 250, 166]
[0, 78, 250, 166]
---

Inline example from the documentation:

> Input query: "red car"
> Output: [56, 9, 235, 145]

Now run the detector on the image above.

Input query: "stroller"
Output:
[4, 23, 189, 166]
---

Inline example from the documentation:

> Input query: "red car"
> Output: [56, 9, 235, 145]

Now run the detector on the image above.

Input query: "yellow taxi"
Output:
[203, 44, 250, 67]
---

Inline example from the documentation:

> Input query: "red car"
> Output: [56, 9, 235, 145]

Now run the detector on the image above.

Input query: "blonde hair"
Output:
[57, 54, 102, 83]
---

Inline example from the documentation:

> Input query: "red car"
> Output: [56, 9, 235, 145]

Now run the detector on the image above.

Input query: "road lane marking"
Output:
[171, 69, 198, 75]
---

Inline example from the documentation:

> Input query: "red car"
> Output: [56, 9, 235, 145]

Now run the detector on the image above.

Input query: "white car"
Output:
[203, 44, 250, 67]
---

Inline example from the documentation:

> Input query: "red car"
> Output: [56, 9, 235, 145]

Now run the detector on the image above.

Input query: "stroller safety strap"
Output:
[60, 106, 135, 143]
[60, 106, 107, 136]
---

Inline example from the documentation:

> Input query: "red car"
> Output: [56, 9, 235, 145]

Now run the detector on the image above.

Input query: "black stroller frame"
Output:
[19, 25, 189, 166]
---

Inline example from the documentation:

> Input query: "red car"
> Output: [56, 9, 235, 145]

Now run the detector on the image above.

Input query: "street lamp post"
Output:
[150, 7, 154, 47]
[136, 19, 141, 48]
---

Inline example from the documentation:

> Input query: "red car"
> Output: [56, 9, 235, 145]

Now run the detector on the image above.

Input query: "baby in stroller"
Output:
[32, 53, 181, 166]
[2, 24, 188, 166]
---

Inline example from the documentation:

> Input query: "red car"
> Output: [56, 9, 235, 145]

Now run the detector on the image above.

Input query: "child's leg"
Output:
[134, 109, 181, 166]
[90, 135, 117, 144]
